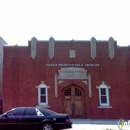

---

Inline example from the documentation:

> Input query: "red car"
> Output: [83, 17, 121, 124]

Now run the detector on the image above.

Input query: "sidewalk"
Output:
[67, 119, 119, 130]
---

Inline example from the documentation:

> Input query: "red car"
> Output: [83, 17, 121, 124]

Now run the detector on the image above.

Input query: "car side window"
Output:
[7, 108, 24, 116]
[24, 108, 37, 116]
[36, 108, 44, 116]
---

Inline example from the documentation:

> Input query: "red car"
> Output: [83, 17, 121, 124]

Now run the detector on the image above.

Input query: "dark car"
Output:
[0, 107, 72, 130]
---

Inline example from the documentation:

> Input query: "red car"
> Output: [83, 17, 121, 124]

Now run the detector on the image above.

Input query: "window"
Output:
[36, 108, 44, 116]
[7, 108, 25, 116]
[64, 88, 71, 96]
[99, 88, 109, 105]
[38, 107, 57, 116]
[70, 50, 75, 58]
[97, 82, 111, 107]
[40, 88, 46, 102]
[24, 108, 37, 116]
[75, 88, 82, 96]
[38, 82, 49, 106]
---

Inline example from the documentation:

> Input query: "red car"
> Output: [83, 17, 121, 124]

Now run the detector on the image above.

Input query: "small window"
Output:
[38, 83, 48, 105]
[97, 82, 110, 106]
[40, 88, 46, 103]
[100, 88, 107, 104]
[36, 108, 44, 116]
[75, 88, 82, 96]
[64, 88, 71, 96]
[70, 50, 75, 58]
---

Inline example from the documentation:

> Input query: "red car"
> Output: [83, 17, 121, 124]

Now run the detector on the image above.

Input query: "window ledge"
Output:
[97, 106, 113, 108]
[36, 105, 50, 108]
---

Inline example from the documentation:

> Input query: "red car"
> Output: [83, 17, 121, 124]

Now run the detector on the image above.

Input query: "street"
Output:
[65, 124, 118, 130]
[64, 119, 119, 130]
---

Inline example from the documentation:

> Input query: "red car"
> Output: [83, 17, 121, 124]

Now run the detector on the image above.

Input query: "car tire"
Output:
[42, 122, 54, 130]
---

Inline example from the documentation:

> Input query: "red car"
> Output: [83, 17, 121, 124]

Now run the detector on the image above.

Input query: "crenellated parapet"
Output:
[30, 37, 116, 60]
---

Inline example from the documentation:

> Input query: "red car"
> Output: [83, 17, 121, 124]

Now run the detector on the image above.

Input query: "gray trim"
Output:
[91, 37, 96, 59]
[88, 73, 92, 98]
[97, 106, 113, 108]
[31, 37, 37, 59]
[49, 37, 55, 59]
[109, 37, 115, 59]
[55, 73, 58, 97]
[58, 67, 88, 79]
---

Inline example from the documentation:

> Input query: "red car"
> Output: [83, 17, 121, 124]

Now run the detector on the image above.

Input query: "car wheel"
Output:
[42, 123, 54, 130]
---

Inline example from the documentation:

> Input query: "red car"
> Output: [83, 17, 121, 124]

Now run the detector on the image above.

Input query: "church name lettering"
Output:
[46, 63, 99, 67]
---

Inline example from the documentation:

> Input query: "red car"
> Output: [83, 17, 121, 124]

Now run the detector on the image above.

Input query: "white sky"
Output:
[0, 0, 130, 46]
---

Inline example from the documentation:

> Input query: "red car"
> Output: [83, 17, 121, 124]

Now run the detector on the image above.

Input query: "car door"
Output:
[22, 107, 44, 130]
[0, 108, 24, 130]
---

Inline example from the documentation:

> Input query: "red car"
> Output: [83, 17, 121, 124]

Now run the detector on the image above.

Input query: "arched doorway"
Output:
[62, 85, 85, 118]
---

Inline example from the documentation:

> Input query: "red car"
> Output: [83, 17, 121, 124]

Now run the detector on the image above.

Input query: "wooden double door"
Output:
[62, 85, 85, 118]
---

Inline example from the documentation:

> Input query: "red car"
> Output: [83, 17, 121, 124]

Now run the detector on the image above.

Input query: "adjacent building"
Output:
[0, 37, 7, 113]
[2, 37, 130, 119]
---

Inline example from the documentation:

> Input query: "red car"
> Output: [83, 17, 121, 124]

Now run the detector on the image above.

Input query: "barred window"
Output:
[64, 88, 71, 96]
[75, 88, 82, 96]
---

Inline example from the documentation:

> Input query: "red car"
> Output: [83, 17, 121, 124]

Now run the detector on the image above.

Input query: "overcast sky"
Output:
[0, 0, 130, 46]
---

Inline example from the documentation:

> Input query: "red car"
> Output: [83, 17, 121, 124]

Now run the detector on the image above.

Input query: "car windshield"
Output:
[38, 108, 57, 116]
[1, 108, 25, 117]
[0, 108, 16, 116]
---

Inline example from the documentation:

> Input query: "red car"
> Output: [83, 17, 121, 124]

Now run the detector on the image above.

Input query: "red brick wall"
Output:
[2, 41, 130, 119]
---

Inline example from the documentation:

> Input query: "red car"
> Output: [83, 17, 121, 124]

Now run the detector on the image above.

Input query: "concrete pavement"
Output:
[65, 119, 120, 130]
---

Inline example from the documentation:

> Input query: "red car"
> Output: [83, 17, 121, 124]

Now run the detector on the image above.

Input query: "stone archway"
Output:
[62, 84, 85, 118]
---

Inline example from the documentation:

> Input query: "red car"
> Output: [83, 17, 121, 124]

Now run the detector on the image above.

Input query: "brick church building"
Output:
[2, 37, 130, 119]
